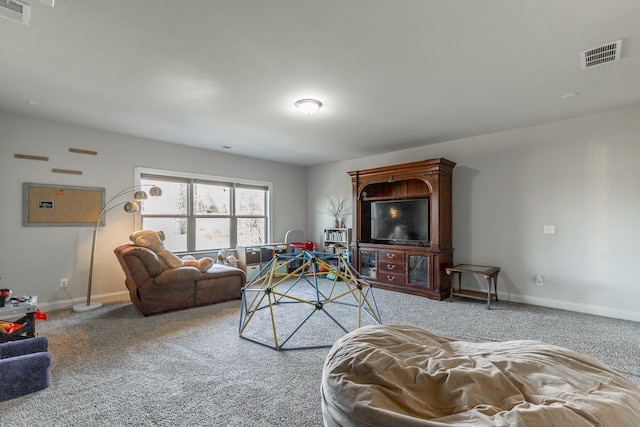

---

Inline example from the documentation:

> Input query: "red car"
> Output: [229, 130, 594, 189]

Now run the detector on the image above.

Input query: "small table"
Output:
[446, 265, 500, 309]
[0, 295, 38, 342]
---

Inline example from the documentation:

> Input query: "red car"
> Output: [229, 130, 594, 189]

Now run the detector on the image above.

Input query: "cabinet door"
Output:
[407, 254, 429, 288]
[359, 249, 377, 280]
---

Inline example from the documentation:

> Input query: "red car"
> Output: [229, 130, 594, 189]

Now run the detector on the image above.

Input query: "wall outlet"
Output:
[60, 278, 68, 288]
[535, 275, 544, 286]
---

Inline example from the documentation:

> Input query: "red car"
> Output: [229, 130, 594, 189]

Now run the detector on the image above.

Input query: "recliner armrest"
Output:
[155, 266, 202, 285]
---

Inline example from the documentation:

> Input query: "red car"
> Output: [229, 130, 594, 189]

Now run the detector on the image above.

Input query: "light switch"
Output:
[543, 225, 556, 234]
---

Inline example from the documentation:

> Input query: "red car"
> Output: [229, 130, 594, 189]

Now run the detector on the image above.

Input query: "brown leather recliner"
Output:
[114, 244, 246, 316]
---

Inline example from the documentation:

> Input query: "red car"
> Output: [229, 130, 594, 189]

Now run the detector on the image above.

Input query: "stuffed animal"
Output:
[129, 230, 213, 272]
[216, 248, 237, 267]
[216, 248, 229, 264]
[180, 254, 214, 272]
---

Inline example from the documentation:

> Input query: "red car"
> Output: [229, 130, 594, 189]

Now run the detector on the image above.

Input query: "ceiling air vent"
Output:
[581, 39, 622, 69]
[0, 0, 30, 25]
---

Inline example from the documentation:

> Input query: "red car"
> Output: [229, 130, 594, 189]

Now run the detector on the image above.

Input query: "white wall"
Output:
[308, 104, 640, 322]
[4, 105, 639, 322]
[0, 112, 307, 310]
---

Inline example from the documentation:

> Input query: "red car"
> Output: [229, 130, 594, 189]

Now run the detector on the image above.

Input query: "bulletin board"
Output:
[23, 183, 105, 226]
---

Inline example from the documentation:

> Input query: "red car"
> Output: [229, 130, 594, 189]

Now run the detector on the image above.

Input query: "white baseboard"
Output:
[37, 291, 130, 312]
[499, 292, 640, 323]
[35, 290, 640, 323]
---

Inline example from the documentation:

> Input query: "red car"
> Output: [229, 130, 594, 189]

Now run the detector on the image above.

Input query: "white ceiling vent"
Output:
[0, 0, 30, 25]
[581, 39, 622, 69]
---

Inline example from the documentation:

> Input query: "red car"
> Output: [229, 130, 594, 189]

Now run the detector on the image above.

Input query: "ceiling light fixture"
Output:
[560, 92, 578, 99]
[295, 98, 322, 115]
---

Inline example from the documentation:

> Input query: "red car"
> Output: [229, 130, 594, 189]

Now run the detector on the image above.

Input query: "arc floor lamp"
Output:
[72, 184, 162, 312]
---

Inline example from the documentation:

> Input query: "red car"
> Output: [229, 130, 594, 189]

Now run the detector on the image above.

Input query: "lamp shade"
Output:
[123, 201, 139, 213]
[148, 185, 162, 197]
[133, 190, 147, 201]
[295, 99, 322, 115]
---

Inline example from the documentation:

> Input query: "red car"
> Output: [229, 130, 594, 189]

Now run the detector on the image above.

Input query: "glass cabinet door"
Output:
[359, 250, 377, 280]
[407, 254, 429, 287]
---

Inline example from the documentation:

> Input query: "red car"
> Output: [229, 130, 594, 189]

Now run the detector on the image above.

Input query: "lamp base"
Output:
[72, 301, 103, 312]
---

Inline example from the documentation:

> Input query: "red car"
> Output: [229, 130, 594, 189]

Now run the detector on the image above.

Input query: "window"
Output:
[139, 172, 270, 253]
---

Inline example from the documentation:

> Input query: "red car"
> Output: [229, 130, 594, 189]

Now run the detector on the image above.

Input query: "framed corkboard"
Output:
[23, 183, 105, 227]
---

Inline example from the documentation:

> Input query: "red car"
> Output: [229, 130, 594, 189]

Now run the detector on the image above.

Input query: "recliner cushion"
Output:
[155, 266, 202, 286]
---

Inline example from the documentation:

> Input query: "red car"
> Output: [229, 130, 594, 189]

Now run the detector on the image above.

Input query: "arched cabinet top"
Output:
[348, 158, 455, 201]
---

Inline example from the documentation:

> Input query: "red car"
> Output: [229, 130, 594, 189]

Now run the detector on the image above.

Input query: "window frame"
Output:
[135, 167, 272, 254]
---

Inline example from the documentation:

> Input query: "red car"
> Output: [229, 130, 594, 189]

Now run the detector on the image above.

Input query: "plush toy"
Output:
[216, 248, 228, 264]
[181, 254, 214, 272]
[216, 248, 237, 267]
[129, 230, 213, 273]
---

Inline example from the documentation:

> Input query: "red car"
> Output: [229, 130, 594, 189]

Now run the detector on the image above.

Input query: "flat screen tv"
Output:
[370, 198, 429, 243]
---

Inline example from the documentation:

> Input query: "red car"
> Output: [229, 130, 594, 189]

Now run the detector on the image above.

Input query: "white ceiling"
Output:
[1, 0, 639, 166]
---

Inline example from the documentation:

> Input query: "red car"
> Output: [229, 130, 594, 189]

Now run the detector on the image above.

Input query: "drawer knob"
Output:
[386, 253, 395, 259]
[388, 264, 396, 270]
[387, 275, 395, 281]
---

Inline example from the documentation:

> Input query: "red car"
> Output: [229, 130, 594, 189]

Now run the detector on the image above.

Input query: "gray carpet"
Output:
[1, 279, 639, 426]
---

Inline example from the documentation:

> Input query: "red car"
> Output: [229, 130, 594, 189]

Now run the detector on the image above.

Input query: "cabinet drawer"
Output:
[379, 262, 404, 274]
[246, 264, 261, 282]
[378, 272, 405, 286]
[245, 250, 261, 264]
[379, 250, 404, 263]
[274, 261, 288, 276]
[261, 247, 274, 262]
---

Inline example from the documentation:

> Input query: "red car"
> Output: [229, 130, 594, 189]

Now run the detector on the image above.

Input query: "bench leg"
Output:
[484, 274, 492, 309]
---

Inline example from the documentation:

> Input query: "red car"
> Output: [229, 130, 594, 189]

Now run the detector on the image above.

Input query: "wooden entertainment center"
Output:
[348, 158, 456, 300]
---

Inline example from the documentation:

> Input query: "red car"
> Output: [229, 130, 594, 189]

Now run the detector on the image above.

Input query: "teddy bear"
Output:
[129, 230, 214, 273]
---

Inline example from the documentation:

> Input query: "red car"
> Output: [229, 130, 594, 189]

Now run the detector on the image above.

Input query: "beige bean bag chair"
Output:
[322, 325, 640, 426]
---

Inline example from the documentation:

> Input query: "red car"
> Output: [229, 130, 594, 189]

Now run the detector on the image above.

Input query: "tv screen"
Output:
[371, 199, 429, 243]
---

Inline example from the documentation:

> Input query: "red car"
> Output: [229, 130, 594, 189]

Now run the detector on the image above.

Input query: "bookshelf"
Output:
[323, 227, 352, 256]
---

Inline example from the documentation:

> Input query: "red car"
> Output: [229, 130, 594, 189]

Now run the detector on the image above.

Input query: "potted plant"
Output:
[323, 194, 350, 228]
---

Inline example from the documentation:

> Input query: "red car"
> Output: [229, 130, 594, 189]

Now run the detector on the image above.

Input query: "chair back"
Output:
[114, 244, 165, 287]
[285, 229, 304, 243]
